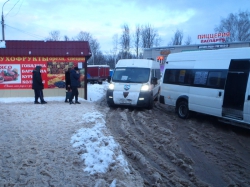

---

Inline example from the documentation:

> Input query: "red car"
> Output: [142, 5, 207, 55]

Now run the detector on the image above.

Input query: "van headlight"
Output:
[141, 84, 149, 91]
[108, 83, 115, 90]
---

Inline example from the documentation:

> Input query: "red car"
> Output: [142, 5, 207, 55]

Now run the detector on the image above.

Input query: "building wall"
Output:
[0, 88, 85, 99]
[0, 56, 87, 99]
[0, 40, 91, 99]
[144, 42, 250, 63]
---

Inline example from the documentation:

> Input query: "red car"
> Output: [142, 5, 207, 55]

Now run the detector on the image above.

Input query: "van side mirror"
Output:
[151, 77, 157, 85]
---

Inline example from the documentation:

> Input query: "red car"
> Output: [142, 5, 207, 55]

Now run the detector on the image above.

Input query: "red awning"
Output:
[0, 40, 92, 57]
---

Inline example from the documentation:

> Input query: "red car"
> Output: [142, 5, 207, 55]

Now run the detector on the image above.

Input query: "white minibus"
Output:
[106, 59, 161, 109]
[159, 47, 250, 128]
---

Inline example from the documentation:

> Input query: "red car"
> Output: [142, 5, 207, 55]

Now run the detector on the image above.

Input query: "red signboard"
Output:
[197, 32, 230, 43]
[0, 56, 85, 89]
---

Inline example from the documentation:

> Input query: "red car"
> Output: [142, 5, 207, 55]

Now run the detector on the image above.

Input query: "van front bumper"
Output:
[106, 89, 152, 107]
[106, 89, 115, 106]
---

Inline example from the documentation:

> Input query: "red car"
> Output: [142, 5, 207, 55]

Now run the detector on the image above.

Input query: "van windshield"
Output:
[112, 67, 150, 83]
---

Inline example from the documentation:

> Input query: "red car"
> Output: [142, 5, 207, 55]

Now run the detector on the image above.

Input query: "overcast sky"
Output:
[0, 0, 249, 52]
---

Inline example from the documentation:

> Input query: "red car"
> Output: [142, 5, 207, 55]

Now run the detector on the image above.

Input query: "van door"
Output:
[222, 59, 250, 120]
[151, 69, 160, 98]
[189, 70, 225, 117]
[244, 74, 250, 123]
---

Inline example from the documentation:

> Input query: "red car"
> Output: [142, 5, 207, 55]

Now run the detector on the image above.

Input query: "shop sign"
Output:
[0, 56, 86, 89]
[197, 32, 230, 43]
[160, 50, 171, 56]
[198, 44, 229, 49]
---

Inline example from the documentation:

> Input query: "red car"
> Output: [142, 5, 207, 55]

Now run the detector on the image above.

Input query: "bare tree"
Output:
[64, 35, 70, 41]
[169, 29, 183, 45]
[112, 34, 119, 66]
[75, 31, 92, 41]
[184, 36, 192, 45]
[120, 24, 130, 59]
[90, 39, 100, 64]
[134, 24, 141, 58]
[154, 37, 161, 47]
[75, 31, 101, 65]
[215, 10, 250, 42]
[141, 24, 160, 48]
[46, 30, 61, 41]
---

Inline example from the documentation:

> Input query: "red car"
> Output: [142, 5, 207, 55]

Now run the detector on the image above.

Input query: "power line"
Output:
[2, 0, 10, 40]
[5, 0, 23, 18]
[5, 24, 46, 40]
[5, 0, 21, 18]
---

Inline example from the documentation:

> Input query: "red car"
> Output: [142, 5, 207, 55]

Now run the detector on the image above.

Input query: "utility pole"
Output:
[1, 0, 10, 41]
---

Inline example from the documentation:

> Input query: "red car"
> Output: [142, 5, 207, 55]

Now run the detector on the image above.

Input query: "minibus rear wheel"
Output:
[177, 100, 190, 119]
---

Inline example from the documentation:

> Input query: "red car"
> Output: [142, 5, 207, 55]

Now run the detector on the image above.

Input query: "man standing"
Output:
[32, 66, 47, 104]
[64, 67, 71, 102]
[69, 67, 81, 104]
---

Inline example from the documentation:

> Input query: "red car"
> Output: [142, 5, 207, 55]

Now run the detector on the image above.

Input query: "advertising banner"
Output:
[197, 32, 230, 43]
[0, 57, 85, 89]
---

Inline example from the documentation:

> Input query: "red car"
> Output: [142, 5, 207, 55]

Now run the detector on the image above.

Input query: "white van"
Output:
[106, 59, 161, 109]
[159, 47, 250, 128]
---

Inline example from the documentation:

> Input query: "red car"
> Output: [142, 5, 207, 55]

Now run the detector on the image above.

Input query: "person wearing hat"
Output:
[69, 66, 81, 104]
[32, 66, 47, 104]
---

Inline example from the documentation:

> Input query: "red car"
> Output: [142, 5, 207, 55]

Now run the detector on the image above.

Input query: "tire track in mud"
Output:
[156, 103, 250, 187]
[178, 114, 250, 187]
[104, 105, 209, 187]
[97, 97, 250, 187]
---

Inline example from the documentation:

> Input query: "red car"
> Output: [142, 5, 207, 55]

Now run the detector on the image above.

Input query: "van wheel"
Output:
[177, 101, 190, 119]
[107, 102, 114, 107]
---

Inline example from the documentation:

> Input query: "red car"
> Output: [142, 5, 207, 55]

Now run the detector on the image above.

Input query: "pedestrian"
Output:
[69, 67, 81, 104]
[32, 66, 47, 104]
[65, 67, 71, 102]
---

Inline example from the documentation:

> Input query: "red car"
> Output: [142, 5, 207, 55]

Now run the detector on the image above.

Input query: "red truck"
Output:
[87, 65, 110, 84]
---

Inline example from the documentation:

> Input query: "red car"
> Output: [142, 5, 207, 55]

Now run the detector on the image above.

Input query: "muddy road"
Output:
[96, 97, 250, 187]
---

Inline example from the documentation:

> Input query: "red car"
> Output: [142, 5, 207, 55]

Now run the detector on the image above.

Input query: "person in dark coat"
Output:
[32, 66, 47, 104]
[64, 67, 71, 102]
[69, 67, 81, 104]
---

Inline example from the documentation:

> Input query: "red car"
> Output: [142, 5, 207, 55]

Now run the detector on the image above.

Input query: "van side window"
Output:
[193, 71, 208, 85]
[155, 69, 161, 79]
[207, 71, 227, 89]
[151, 69, 161, 79]
[164, 69, 193, 85]
[151, 69, 154, 78]
[164, 69, 227, 89]
[164, 70, 177, 83]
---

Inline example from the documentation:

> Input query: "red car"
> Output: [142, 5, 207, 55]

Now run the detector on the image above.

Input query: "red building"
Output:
[0, 40, 91, 99]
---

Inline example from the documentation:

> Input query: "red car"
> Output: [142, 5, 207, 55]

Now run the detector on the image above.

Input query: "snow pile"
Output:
[87, 82, 109, 101]
[71, 112, 130, 175]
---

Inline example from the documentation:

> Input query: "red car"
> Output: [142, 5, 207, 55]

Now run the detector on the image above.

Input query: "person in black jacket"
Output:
[69, 67, 81, 104]
[32, 66, 47, 104]
[64, 67, 71, 102]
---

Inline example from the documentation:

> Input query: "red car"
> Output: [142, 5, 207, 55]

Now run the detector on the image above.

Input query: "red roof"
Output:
[0, 40, 92, 57]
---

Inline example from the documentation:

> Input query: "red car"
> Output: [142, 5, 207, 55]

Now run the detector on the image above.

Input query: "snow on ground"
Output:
[0, 82, 130, 177]
[71, 111, 130, 175]
[0, 82, 108, 103]
[87, 82, 109, 102]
